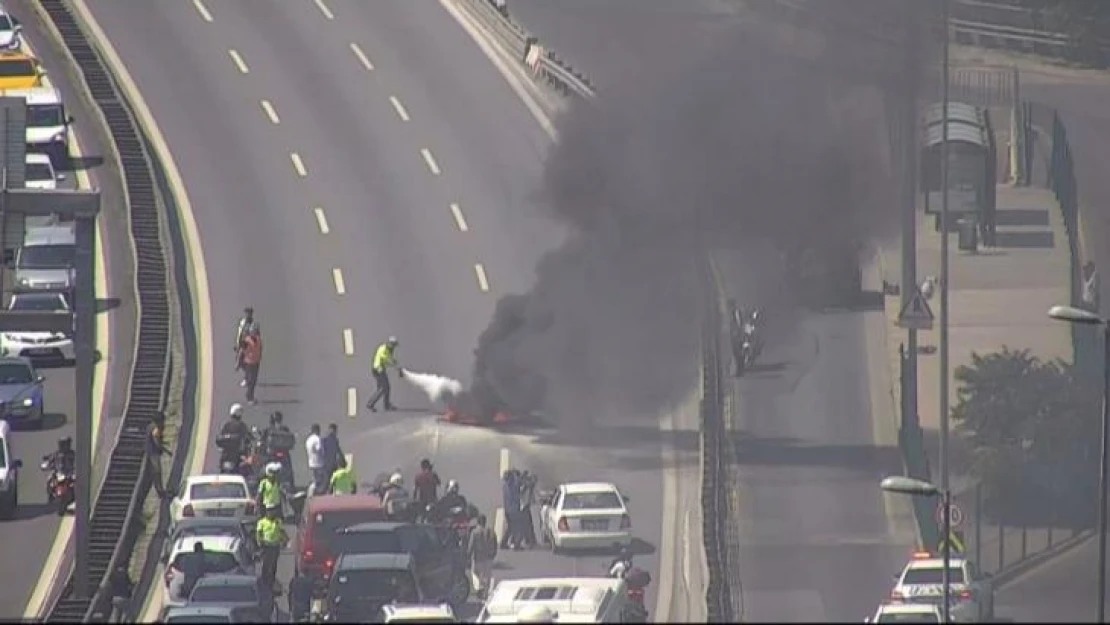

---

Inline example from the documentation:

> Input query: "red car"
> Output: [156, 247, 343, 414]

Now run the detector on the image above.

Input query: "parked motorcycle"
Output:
[622, 568, 651, 623]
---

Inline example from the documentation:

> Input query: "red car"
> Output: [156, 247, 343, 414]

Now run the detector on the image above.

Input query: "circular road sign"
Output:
[935, 501, 965, 529]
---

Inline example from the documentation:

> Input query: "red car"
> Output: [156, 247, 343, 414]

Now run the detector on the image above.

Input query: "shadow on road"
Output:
[729, 431, 901, 474]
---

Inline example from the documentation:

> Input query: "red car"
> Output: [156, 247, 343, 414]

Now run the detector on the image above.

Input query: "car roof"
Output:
[381, 603, 456, 618]
[484, 577, 624, 619]
[25, 153, 52, 166]
[561, 482, 620, 495]
[193, 574, 258, 588]
[170, 517, 249, 533]
[340, 521, 409, 534]
[0, 86, 61, 105]
[904, 557, 967, 571]
[22, 226, 75, 245]
[171, 535, 240, 555]
[335, 553, 414, 571]
[308, 493, 384, 513]
[877, 603, 942, 614]
[163, 605, 237, 617]
[185, 474, 249, 487]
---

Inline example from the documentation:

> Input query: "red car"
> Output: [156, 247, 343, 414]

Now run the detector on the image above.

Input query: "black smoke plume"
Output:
[456, 0, 938, 427]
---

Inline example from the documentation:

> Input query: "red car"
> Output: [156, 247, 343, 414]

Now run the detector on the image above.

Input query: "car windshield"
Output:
[17, 244, 74, 270]
[332, 570, 417, 600]
[0, 363, 33, 384]
[0, 442, 6, 468]
[190, 482, 247, 500]
[0, 59, 34, 77]
[902, 567, 966, 585]
[9, 294, 66, 312]
[25, 162, 53, 182]
[27, 104, 64, 128]
[175, 526, 241, 543]
[562, 491, 623, 510]
[0, 14, 13, 32]
[876, 613, 940, 624]
[314, 509, 387, 550]
[190, 584, 257, 604]
[331, 530, 407, 556]
[171, 551, 239, 575]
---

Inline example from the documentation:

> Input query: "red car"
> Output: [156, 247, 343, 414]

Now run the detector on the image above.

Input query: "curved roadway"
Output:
[80, 0, 695, 618]
[0, 9, 134, 617]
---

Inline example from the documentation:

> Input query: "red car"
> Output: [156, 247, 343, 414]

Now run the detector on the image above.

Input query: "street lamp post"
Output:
[939, 0, 953, 620]
[881, 476, 951, 622]
[1048, 304, 1109, 623]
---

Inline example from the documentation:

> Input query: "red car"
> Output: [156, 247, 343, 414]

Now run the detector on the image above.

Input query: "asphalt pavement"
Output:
[80, 0, 694, 619]
[0, 11, 136, 616]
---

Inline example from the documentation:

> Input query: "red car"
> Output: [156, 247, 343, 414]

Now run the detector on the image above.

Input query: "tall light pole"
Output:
[881, 475, 952, 619]
[939, 0, 953, 621]
[1048, 304, 1109, 623]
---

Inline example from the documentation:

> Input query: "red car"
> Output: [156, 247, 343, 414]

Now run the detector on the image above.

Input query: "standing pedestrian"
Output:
[240, 329, 263, 405]
[414, 458, 441, 510]
[144, 412, 172, 499]
[321, 423, 344, 481]
[366, 336, 401, 412]
[234, 306, 260, 387]
[467, 514, 498, 601]
[518, 470, 538, 548]
[255, 507, 288, 591]
[329, 457, 357, 495]
[500, 469, 520, 549]
[305, 424, 326, 496]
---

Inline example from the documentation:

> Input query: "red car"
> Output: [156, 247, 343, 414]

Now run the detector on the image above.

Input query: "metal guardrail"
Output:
[457, 0, 596, 99]
[24, 0, 178, 620]
[699, 261, 730, 622]
[950, 1, 1110, 67]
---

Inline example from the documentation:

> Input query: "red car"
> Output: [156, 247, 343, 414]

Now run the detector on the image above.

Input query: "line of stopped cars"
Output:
[0, 6, 83, 521]
[156, 465, 651, 623]
[867, 551, 996, 623]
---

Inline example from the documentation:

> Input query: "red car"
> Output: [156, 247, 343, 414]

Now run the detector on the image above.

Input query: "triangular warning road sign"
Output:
[898, 289, 935, 330]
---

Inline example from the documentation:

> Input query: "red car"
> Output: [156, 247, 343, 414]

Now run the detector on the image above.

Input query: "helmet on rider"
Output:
[446, 479, 459, 495]
[58, 437, 72, 452]
[389, 472, 404, 487]
[243, 306, 254, 316]
[618, 545, 633, 561]
[270, 411, 283, 425]
[516, 605, 557, 623]
[265, 462, 281, 477]
[387, 336, 399, 347]
[229, 403, 244, 419]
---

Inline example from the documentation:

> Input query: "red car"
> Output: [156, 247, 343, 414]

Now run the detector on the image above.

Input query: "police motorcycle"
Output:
[41, 454, 76, 516]
[607, 547, 651, 623]
[216, 424, 266, 492]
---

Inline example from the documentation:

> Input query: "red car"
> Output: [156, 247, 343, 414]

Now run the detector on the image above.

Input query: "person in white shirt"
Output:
[305, 424, 325, 496]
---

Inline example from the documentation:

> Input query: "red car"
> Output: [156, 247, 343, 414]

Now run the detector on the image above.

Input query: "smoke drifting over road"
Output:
[460, 0, 935, 428]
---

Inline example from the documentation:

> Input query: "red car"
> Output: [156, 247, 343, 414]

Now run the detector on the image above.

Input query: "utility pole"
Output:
[939, 0, 953, 621]
[900, 0, 920, 433]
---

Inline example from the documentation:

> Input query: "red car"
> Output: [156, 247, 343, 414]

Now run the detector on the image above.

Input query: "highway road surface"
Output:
[507, 2, 920, 620]
[76, 0, 701, 620]
[0, 13, 135, 619]
[993, 533, 1097, 623]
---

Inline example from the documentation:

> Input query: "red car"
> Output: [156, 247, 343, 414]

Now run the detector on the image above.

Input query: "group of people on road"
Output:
[501, 468, 538, 550]
[305, 422, 350, 496]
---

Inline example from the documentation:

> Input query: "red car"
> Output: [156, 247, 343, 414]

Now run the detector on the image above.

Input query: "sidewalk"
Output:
[877, 181, 1073, 572]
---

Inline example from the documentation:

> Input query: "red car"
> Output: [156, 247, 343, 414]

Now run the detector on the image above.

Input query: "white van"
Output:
[0, 419, 22, 518]
[477, 577, 630, 623]
[1, 86, 72, 161]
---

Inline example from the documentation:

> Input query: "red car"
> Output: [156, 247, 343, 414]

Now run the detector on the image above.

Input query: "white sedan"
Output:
[1, 293, 74, 363]
[162, 533, 256, 608]
[170, 474, 256, 525]
[24, 153, 64, 190]
[539, 482, 633, 551]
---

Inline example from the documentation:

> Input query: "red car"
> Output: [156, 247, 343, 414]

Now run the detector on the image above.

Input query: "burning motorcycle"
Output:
[41, 457, 75, 516]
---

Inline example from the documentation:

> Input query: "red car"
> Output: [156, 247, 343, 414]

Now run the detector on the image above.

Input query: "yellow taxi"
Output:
[0, 52, 42, 89]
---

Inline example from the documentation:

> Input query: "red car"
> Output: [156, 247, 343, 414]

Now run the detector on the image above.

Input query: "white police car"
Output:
[890, 551, 994, 622]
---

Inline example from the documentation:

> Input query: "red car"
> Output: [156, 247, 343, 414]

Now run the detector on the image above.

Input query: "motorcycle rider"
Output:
[217, 404, 252, 474]
[42, 437, 76, 497]
[381, 472, 409, 518]
[727, 299, 746, 376]
[428, 479, 469, 523]
[262, 411, 296, 485]
[608, 545, 634, 579]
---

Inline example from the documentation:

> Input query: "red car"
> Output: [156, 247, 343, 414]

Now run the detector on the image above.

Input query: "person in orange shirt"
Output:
[240, 329, 263, 405]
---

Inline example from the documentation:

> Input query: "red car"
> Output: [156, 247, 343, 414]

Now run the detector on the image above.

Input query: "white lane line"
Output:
[431, 423, 441, 457]
[193, 0, 214, 22]
[313, 207, 330, 234]
[291, 153, 307, 177]
[389, 96, 411, 122]
[449, 203, 469, 232]
[495, 448, 511, 542]
[228, 49, 250, 74]
[332, 268, 346, 295]
[343, 329, 355, 356]
[350, 42, 374, 71]
[347, 387, 358, 418]
[313, 0, 335, 19]
[474, 263, 490, 292]
[420, 148, 441, 175]
[260, 100, 280, 124]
